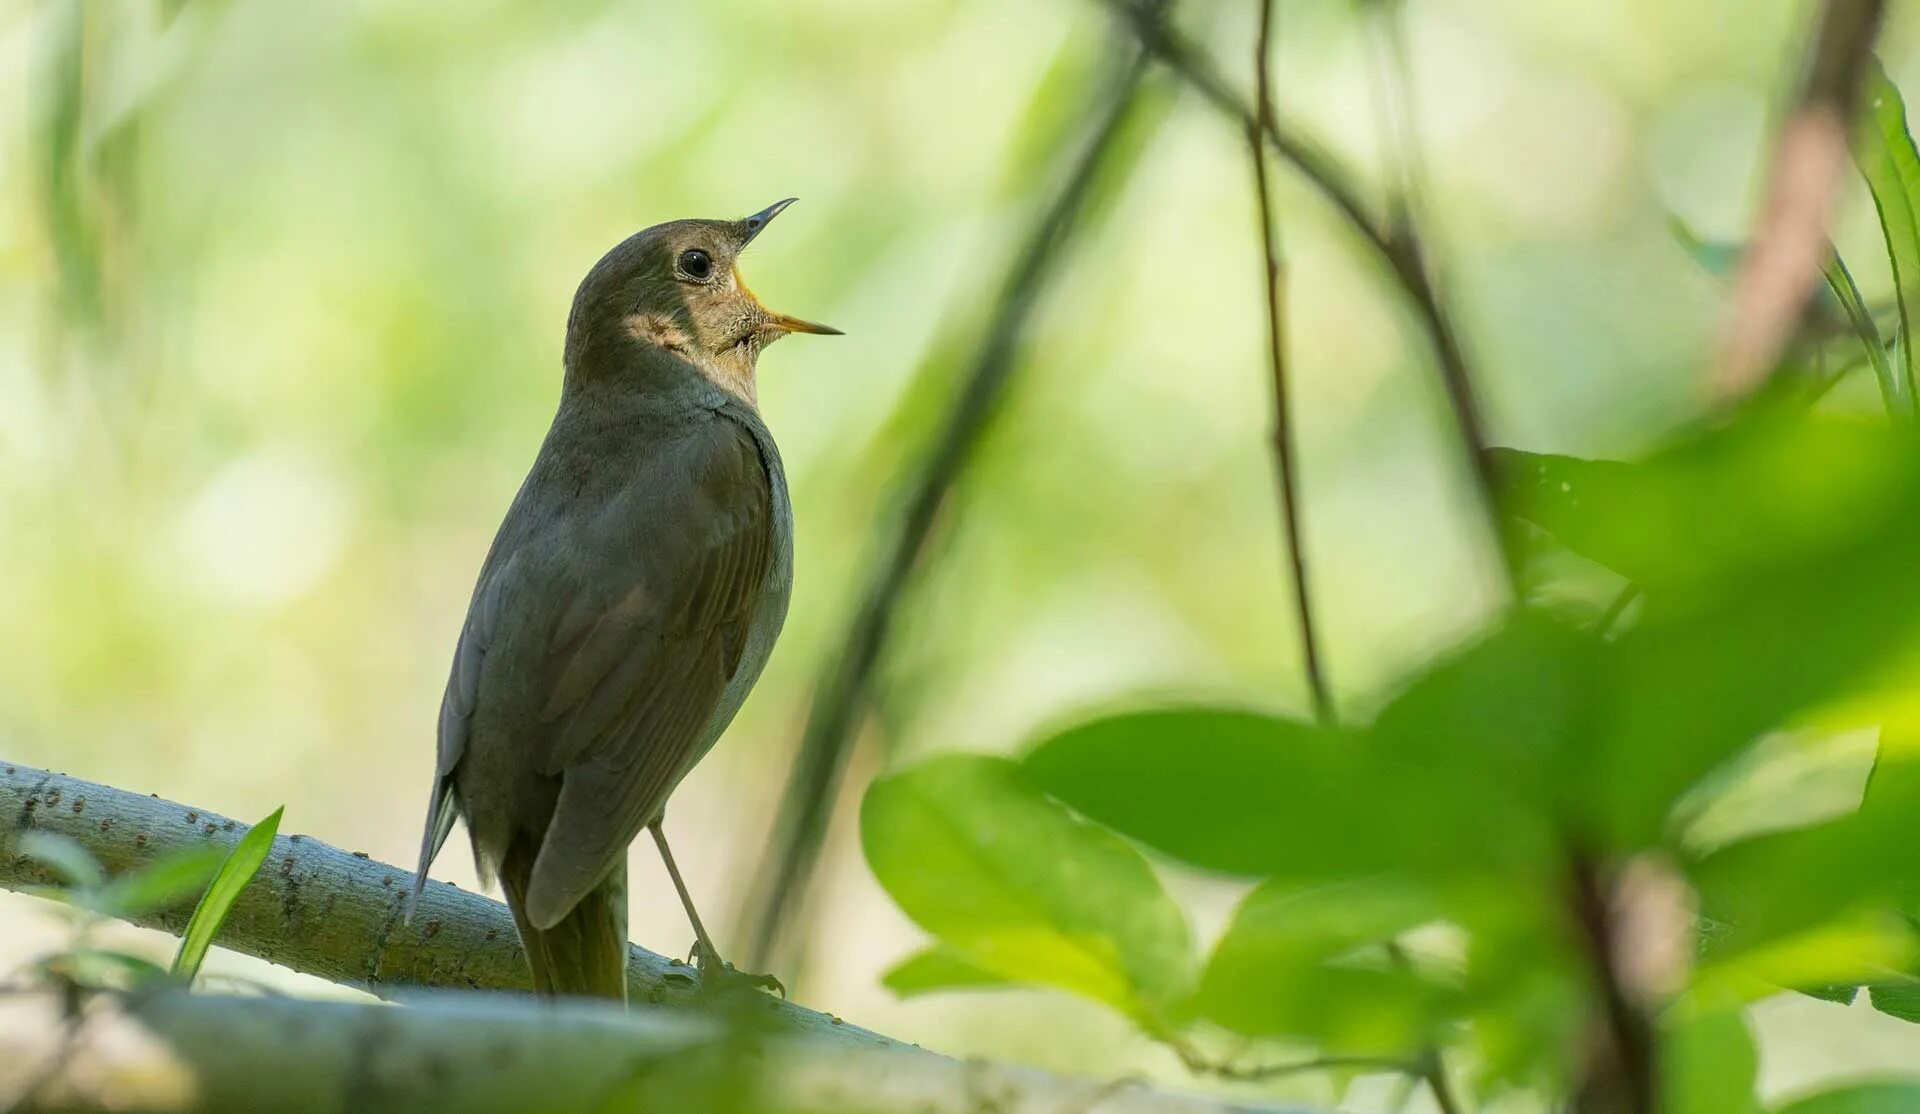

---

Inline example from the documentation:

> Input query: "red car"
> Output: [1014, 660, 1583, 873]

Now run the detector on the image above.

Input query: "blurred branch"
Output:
[0, 988, 1321, 1114]
[1100, 0, 1510, 589]
[1245, 0, 1332, 723]
[739, 26, 1166, 971]
[1712, 0, 1887, 398]
[0, 762, 893, 1052]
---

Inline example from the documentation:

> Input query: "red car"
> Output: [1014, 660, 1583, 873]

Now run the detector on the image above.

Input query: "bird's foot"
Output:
[689, 940, 785, 998]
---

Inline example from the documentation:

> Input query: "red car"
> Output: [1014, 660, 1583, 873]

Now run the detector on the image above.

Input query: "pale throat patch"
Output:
[622, 311, 758, 407]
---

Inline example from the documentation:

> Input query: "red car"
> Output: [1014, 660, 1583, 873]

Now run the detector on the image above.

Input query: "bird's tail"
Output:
[499, 839, 628, 1001]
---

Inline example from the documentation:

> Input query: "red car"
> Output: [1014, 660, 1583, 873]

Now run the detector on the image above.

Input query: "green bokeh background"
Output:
[3, 0, 1920, 1107]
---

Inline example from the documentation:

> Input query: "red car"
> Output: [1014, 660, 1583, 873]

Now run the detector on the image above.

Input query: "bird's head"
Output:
[563, 198, 839, 405]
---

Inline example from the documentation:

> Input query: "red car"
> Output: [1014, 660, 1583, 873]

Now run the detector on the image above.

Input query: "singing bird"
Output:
[408, 200, 837, 999]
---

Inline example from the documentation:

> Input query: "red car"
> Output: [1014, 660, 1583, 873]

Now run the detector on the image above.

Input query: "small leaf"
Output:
[37, 948, 171, 991]
[1191, 879, 1452, 1052]
[91, 846, 226, 919]
[172, 806, 282, 983]
[881, 948, 1011, 998]
[1821, 251, 1907, 416]
[1798, 983, 1861, 1006]
[861, 757, 1192, 1020]
[1773, 1082, 1920, 1114]
[16, 831, 103, 889]
[1853, 59, 1920, 417]
[1869, 981, 1920, 1023]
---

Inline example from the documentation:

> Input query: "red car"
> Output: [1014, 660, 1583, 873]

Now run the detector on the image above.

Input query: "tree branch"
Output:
[1099, 0, 1510, 590]
[0, 761, 891, 1051]
[0, 988, 1322, 1114]
[1245, 0, 1332, 724]
[1713, 0, 1887, 398]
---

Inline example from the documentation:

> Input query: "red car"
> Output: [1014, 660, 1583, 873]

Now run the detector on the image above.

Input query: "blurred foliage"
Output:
[858, 42, 1920, 1114]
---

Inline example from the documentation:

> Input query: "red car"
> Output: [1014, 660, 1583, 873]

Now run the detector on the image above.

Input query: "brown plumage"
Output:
[408, 200, 837, 999]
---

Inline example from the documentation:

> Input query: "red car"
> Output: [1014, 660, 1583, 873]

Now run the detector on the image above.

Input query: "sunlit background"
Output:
[3, 0, 1920, 1108]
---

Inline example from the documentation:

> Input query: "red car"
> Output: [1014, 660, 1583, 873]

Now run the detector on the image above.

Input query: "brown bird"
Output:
[408, 199, 837, 999]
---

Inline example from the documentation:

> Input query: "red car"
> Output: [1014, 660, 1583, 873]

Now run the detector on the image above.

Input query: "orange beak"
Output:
[767, 313, 843, 336]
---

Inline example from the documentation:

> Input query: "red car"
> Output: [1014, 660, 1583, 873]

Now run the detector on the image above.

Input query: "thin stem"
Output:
[1102, 0, 1512, 593]
[1246, 0, 1332, 724]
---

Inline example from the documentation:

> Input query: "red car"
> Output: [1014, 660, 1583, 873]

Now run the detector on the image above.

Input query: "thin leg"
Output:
[648, 822, 718, 961]
[647, 821, 784, 997]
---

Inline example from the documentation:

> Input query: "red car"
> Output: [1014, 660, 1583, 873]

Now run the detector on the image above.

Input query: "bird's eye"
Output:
[678, 249, 713, 281]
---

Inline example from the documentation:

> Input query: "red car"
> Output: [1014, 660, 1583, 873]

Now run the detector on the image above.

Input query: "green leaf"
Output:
[1821, 251, 1907, 416]
[1662, 1008, 1760, 1114]
[1490, 415, 1912, 601]
[1692, 759, 1920, 967]
[1021, 704, 1562, 890]
[1853, 59, 1920, 416]
[1773, 1082, 1920, 1114]
[1191, 878, 1452, 1052]
[1868, 981, 1920, 1023]
[861, 757, 1192, 1020]
[90, 846, 226, 919]
[36, 948, 171, 991]
[1370, 611, 1592, 827]
[881, 948, 1011, 998]
[172, 806, 282, 983]
[16, 831, 103, 889]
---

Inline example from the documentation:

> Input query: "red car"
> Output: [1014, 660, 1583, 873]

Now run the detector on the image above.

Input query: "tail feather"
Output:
[499, 840, 628, 1001]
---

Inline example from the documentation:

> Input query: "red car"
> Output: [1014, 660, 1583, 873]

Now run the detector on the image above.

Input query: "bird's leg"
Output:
[647, 822, 784, 997]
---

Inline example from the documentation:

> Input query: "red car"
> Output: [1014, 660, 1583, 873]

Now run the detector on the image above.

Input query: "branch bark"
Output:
[0, 762, 1328, 1113]
[0, 989, 1319, 1114]
[0, 761, 890, 1051]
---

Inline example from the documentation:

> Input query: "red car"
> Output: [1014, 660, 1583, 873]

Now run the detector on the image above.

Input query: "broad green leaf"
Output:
[1192, 878, 1453, 1052]
[90, 846, 226, 919]
[1774, 1082, 1920, 1114]
[17, 831, 103, 889]
[1868, 981, 1920, 1023]
[881, 947, 1010, 997]
[172, 806, 282, 983]
[1692, 760, 1920, 960]
[1854, 60, 1920, 416]
[1798, 983, 1861, 1006]
[1662, 1008, 1760, 1114]
[1371, 611, 1591, 826]
[1490, 414, 1911, 602]
[1020, 706, 1549, 888]
[861, 757, 1192, 1020]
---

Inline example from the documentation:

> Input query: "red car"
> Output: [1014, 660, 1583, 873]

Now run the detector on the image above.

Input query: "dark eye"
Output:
[678, 249, 713, 281]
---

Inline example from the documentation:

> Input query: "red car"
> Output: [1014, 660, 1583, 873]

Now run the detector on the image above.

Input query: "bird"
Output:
[407, 199, 838, 1000]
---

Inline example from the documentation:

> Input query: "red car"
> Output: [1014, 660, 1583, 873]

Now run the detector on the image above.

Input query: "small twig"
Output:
[1245, 0, 1331, 724]
[1712, 0, 1887, 398]
[738, 28, 1166, 972]
[1101, 0, 1511, 591]
[1168, 1034, 1416, 1084]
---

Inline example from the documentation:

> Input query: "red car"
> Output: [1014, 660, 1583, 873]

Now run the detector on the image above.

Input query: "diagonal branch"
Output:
[1100, 0, 1510, 589]
[0, 762, 1327, 1114]
[0, 761, 890, 1051]
[738, 30, 1166, 971]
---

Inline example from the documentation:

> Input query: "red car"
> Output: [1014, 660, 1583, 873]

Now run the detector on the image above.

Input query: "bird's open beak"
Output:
[738, 199, 842, 337]
[766, 314, 843, 336]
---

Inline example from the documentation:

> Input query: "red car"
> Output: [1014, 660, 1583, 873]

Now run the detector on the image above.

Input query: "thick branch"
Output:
[0, 762, 891, 1052]
[0, 989, 1318, 1114]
